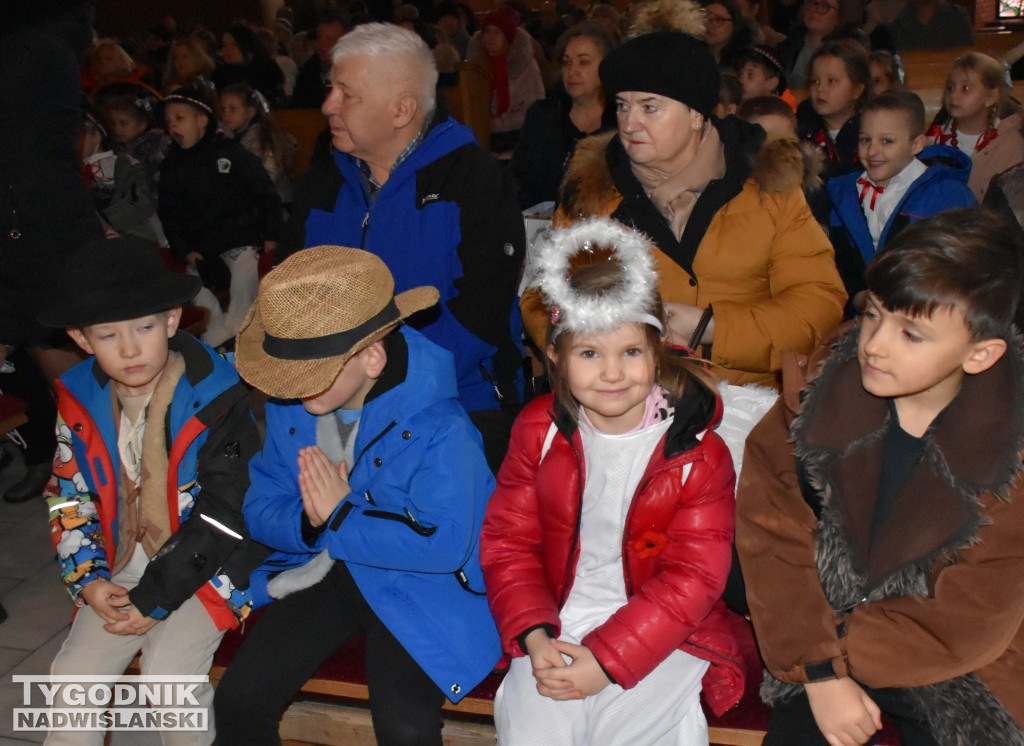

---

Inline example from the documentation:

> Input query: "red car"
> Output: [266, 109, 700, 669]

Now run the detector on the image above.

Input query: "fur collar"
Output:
[560, 118, 808, 219]
[763, 328, 1024, 745]
[793, 326, 1024, 602]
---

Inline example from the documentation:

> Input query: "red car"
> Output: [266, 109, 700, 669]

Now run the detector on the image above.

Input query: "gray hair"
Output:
[331, 22, 438, 115]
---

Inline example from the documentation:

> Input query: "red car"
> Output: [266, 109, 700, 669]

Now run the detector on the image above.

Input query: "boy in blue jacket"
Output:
[39, 236, 268, 746]
[215, 246, 501, 745]
[828, 90, 975, 314]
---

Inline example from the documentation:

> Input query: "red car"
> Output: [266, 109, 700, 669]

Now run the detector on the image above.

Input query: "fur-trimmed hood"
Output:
[560, 117, 808, 219]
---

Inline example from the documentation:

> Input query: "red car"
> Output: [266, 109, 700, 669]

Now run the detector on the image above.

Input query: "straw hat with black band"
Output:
[235, 245, 439, 399]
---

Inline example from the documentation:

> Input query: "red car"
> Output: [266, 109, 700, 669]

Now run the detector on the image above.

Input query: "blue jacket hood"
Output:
[333, 116, 477, 198]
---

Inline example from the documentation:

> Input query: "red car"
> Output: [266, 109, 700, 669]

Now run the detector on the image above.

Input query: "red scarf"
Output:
[486, 52, 511, 118]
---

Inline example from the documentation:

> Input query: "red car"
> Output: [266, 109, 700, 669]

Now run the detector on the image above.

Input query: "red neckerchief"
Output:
[857, 177, 884, 210]
[813, 129, 840, 162]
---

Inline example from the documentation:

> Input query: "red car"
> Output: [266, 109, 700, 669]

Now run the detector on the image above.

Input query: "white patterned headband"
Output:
[533, 217, 663, 340]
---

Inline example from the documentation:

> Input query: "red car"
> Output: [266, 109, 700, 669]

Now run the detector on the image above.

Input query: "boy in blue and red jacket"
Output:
[828, 90, 975, 314]
[40, 236, 269, 746]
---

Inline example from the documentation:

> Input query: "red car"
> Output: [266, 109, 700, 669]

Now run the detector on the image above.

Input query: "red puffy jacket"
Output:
[480, 387, 746, 716]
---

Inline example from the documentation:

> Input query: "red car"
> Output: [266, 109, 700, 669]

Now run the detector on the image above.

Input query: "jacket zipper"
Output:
[684, 640, 745, 674]
[556, 426, 585, 609]
[620, 440, 702, 596]
[361, 211, 369, 248]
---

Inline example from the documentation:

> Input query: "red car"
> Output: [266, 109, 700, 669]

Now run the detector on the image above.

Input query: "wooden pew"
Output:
[454, 60, 492, 151]
[270, 109, 328, 183]
[203, 610, 905, 746]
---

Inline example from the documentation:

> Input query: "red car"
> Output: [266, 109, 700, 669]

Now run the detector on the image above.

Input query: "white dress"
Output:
[494, 415, 711, 746]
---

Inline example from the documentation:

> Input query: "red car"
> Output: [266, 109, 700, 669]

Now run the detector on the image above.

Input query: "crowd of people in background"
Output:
[4, 0, 1024, 743]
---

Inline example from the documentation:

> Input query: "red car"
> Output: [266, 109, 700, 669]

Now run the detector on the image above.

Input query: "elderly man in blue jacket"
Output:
[286, 22, 525, 471]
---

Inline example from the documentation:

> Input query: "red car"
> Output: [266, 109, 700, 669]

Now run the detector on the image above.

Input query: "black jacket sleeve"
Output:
[444, 144, 526, 394]
[129, 385, 267, 618]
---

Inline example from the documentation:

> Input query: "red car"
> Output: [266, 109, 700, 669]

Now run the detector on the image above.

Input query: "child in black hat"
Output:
[158, 87, 282, 349]
[39, 236, 270, 746]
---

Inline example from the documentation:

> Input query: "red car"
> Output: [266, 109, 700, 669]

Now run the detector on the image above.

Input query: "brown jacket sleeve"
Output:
[735, 391, 851, 684]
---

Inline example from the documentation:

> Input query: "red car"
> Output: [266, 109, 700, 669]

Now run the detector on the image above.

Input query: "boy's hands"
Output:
[298, 446, 350, 527]
[527, 633, 611, 701]
[81, 581, 159, 636]
[805, 677, 883, 746]
[80, 579, 132, 626]
[104, 604, 160, 636]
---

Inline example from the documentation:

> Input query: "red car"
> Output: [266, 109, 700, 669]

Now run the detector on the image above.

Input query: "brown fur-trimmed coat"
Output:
[520, 117, 846, 389]
[737, 327, 1024, 744]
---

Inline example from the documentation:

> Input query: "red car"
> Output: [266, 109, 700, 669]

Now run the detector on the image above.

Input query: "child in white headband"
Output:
[480, 217, 744, 744]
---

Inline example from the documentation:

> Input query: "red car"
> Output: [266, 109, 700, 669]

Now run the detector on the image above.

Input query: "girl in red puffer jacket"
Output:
[481, 218, 744, 745]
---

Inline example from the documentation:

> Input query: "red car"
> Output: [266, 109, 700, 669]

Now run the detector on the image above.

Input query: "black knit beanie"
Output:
[600, 30, 721, 118]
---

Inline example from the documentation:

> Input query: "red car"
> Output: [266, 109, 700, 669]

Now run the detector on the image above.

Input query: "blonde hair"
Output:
[163, 38, 214, 91]
[946, 52, 1018, 120]
[88, 38, 135, 82]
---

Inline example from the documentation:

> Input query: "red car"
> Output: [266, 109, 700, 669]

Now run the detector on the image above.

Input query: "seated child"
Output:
[926, 52, 1024, 203]
[716, 71, 742, 118]
[740, 94, 829, 226]
[214, 246, 501, 745]
[219, 83, 297, 214]
[481, 219, 744, 744]
[158, 87, 282, 349]
[868, 50, 903, 97]
[101, 94, 169, 246]
[798, 40, 870, 185]
[39, 236, 269, 746]
[737, 208, 1024, 745]
[828, 90, 975, 313]
[738, 45, 798, 111]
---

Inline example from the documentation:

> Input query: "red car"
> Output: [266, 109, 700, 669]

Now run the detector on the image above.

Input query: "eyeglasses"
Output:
[805, 0, 839, 11]
[706, 14, 734, 26]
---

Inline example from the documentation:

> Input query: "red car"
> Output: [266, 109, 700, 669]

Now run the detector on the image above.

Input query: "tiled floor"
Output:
[0, 444, 71, 745]
[0, 445, 159, 746]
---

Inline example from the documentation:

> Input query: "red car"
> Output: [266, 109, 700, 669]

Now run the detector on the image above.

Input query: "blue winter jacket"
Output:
[243, 326, 501, 702]
[828, 144, 975, 308]
[303, 114, 525, 414]
[47, 332, 268, 627]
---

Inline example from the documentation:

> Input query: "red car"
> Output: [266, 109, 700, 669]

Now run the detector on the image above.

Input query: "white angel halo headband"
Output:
[532, 217, 664, 340]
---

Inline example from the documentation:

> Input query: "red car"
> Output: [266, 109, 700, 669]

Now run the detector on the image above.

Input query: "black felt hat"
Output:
[600, 30, 721, 118]
[39, 237, 202, 327]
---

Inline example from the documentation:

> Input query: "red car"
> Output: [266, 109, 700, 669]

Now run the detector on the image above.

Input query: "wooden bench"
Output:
[271, 109, 328, 183]
[205, 608, 905, 746]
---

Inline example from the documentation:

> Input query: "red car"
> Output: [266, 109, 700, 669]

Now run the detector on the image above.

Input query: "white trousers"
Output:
[45, 568, 224, 746]
[494, 634, 710, 746]
[192, 246, 259, 348]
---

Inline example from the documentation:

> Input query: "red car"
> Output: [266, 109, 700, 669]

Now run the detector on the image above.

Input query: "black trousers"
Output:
[214, 561, 444, 746]
[3, 346, 56, 466]
[763, 682, 942, 746]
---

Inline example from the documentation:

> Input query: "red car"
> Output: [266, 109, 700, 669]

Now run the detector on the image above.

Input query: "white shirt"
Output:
[558, 417, 673, 639]
[861, 158, 927, 249]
